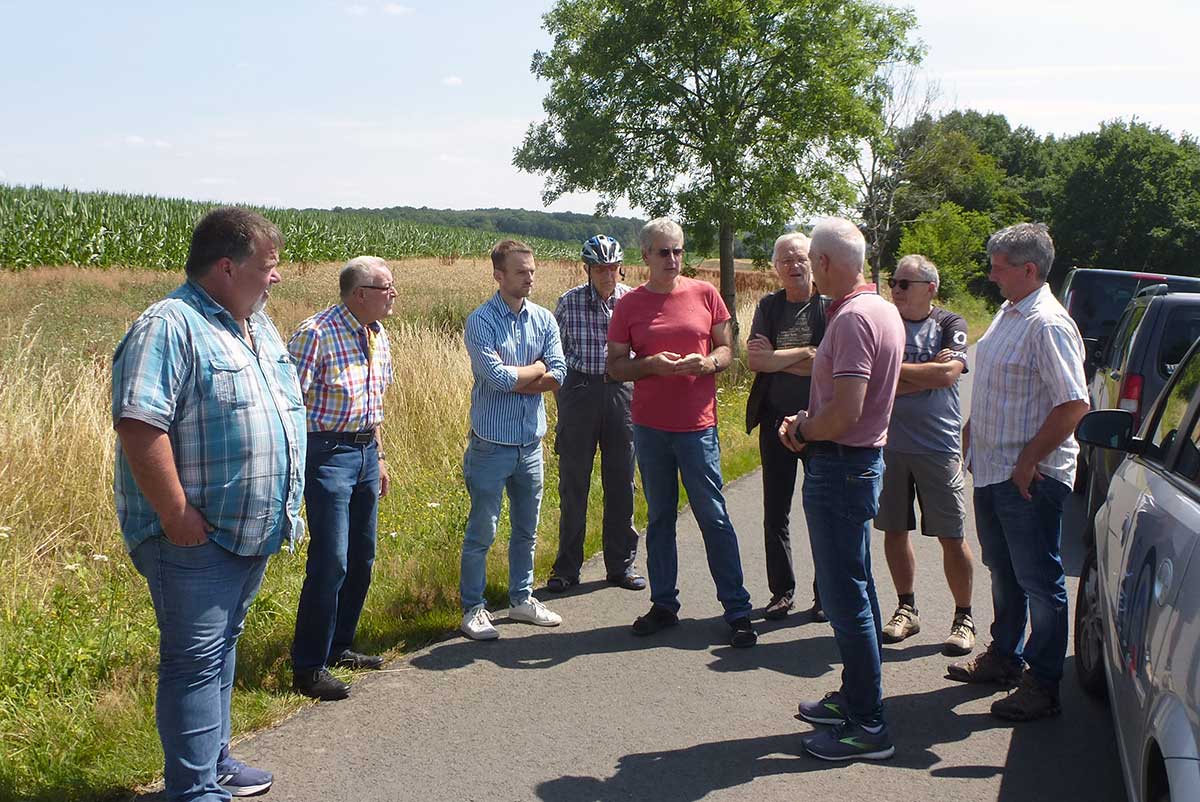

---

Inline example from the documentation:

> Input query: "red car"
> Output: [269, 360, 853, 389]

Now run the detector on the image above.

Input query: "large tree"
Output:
[514, 0, 919, 323]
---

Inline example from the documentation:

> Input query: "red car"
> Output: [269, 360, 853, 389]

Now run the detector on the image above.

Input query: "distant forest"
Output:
[330, 205, 647, 254]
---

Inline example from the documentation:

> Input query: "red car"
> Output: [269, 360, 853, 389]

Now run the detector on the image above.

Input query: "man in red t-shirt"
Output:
[607, 217, 757, 648]
[779, 217, 905, 762]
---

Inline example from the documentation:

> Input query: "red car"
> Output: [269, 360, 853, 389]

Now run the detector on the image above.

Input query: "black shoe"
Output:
[632, 604, 679, 635]
[329, 649, 384, 670]
[730, 617, 758, 648]
[293, 667, 350, 701]
[764, 594, 794, 620]
[607, 573, 647, 591]
[811, 602, 828, 623]
[545, 575, 577, 593]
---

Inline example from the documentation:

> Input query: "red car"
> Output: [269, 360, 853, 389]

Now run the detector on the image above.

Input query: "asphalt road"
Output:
[158, 349, 1127, 802]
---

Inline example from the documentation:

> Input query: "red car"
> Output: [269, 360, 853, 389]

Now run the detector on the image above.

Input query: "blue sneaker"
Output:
[803, 720, 895, 761]
[216, 746, 274, 797]
[797, 690, 848, 725]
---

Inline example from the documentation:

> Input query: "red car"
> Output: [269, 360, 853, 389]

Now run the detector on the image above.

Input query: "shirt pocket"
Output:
[274, 353, 305, 410]
[210, 356, 257, 409]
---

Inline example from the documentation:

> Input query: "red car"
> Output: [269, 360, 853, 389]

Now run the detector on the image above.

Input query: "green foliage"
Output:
[516, 0, 920, 311]
[0, 185, 580, 270]
[897, 201, 995, 299]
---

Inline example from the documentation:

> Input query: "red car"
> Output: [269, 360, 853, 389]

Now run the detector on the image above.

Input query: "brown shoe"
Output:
[946, 644, 1022, 686]
[882, 604, 920, 643]
[991, 672, 1062, 721]
[943, 612, 976, 657]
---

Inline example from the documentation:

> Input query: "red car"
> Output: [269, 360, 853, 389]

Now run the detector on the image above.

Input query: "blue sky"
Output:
[2, 0, 1198, 215]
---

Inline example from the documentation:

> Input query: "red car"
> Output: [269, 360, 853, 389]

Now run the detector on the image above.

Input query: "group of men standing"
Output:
[111, 206, 1088, 800]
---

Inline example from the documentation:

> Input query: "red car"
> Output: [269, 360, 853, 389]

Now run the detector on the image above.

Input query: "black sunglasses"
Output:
[655, 247, 684, 258]
[887, 278, 933, 290]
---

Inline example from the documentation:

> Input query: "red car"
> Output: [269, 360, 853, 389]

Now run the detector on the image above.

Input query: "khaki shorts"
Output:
[874, 449, 966, 539]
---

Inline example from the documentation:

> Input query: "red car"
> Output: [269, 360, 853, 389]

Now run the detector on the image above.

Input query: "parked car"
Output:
[1058, 267, 1200, 381]
[1073, 338, 1200, 802]
[1080, 287, 1200, 502]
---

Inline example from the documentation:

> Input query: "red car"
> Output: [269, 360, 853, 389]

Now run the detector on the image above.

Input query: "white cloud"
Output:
[441, 76, 463, 87]
[382, 3, 413, 15]
[344, 4, 369, 16]
[123, 135, 172, 149]
[197, 177, 230, 186]
[124, 135, 147, 147]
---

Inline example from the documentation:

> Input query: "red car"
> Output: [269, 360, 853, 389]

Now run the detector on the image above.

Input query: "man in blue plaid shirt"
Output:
[113, 207, 307, 801]
[545, 235, 644, 594]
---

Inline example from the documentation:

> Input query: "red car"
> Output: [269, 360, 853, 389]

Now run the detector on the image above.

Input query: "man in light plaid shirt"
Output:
[288, 256, 395, 702]
[545, 235, 645, 593]
[113, 207, 306, 800]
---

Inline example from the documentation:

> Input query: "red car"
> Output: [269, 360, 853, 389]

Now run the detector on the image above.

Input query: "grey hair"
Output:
[639, 217, 684, 252]
[339, 255, 388, 299]
[809, 217, 866, 274]
[987, 222, 1055, 281]
[771, 232, 811, 263]
[895, 254, 940, 289]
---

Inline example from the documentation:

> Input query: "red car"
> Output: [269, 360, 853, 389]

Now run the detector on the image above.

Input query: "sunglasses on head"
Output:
[887, 278, 932, 290]
[655, 247, 684, 258]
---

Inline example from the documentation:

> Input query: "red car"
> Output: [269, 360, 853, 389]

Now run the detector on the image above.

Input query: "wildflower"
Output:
[64, 563, 81, 572]
[92, 553, 110, 562]
[426, 502, 441, 508]
[389, 531, 398, 539]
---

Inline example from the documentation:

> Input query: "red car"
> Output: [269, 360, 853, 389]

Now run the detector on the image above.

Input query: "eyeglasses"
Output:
[778, 258, 809, 268]
[361, 284, 396, 292]
[654, 247, 684, 258]
[887, 278, 933, 290]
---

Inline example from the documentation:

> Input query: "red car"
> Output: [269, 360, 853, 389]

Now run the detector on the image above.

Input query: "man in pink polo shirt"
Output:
[780, 217, 904, 761]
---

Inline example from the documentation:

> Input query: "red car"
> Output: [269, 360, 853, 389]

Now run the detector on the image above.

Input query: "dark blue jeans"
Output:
[292, 435, 380, 671]
[633, 424, 752, 624]
[131, 537, 269, 802]
[802, 446, 885, 726]
[973, 477, 1070, 687]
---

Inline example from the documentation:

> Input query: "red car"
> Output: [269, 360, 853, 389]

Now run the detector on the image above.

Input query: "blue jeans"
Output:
[130, 537, 269, 802]
[974, 477, 1070, 687]
[460, 433, 544, 610]
[633, 425, 752, 624]
[292, 436, 380, 671]
[802, 446, 885, 726]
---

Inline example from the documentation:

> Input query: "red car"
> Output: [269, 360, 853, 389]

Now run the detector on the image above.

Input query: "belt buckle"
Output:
[353, 431, 374, 444]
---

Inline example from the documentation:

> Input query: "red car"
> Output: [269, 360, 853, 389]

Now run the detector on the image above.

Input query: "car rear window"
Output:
[1066, 276, 1140, 339]
[1160, 307, 1200, 377]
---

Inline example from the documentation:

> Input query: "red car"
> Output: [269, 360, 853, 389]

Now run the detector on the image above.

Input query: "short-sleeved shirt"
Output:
[555, 282, 632, 375]
[608, 277, 729, 432]
[748, 290, 829, 414]
[969, 283, 1088, 487]
[112, 280, 307, 556]
[888, 307, 969, 455]
[288, 303, 393, 433]
[464, 292, 567, 446]
[808, 285, 905, 448]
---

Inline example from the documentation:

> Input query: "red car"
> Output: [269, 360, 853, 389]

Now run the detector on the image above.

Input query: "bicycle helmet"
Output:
[581, 234, 623, 266]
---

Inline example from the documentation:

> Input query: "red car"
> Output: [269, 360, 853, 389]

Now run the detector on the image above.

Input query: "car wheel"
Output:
[1074, 546, 1107, 699]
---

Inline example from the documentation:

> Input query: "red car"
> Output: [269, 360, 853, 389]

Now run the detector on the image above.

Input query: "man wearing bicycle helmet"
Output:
[546, 235, 645, 593]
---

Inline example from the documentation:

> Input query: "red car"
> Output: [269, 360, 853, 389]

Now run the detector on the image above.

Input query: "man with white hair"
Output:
[949, 223, 1088, 723]
[745, 232, 829, 621]
[780, 217, 904, 761]
[873, 255, 976, 658]
[289, 255, 396, 701]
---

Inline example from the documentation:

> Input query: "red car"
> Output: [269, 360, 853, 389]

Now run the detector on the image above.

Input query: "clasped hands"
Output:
[645, 351, 715, 376]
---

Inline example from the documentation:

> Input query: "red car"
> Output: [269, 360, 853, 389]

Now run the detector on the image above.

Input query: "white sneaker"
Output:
[508, 597, 562, 627]
[461, 604, 498, 640]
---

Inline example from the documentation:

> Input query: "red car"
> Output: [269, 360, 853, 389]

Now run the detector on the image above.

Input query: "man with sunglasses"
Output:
[546, 235, 644, 594]
[873, 255, 976, 658]
[289, 256, 396, 701]
[607, 218, 757, 648]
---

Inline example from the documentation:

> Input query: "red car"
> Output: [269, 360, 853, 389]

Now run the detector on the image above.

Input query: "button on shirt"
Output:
[112, 281, 307, 556]
[969, 284, 1088, 488]
[555, 282, 631, 374]
[465, 292, 567, 445]
[288, 303, 393, 433]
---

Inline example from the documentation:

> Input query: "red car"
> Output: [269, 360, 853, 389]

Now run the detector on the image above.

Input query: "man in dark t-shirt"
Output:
[746, 232, 829, 620]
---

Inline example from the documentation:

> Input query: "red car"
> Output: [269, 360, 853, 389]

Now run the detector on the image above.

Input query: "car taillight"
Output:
[1119, 373, 1144, 428]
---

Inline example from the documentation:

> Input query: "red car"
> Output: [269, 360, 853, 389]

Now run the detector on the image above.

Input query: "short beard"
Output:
[251, 295, 268, 315]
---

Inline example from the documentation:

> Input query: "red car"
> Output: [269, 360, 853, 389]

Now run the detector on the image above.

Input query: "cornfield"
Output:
[0, 184, 580, 269]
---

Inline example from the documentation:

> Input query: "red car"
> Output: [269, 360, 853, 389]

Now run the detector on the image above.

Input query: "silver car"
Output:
[1075, 338, 1200, 802]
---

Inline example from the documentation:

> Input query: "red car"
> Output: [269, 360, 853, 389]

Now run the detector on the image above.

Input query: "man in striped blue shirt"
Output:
[459, 239, 568, 640]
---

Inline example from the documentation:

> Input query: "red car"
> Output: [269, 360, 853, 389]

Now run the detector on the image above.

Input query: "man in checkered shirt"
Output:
[288, 256, 396, 702]
[545, 235, 645, 593]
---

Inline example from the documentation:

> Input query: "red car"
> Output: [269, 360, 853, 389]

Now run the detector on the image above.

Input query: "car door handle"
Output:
[1110, 370, 1121, 380]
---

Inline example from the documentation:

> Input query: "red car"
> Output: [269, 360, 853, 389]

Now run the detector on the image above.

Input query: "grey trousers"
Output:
[552, 371, 639, 581]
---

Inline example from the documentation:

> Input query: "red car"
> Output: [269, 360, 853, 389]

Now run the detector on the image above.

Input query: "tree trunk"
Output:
[719, 218, 738, 345]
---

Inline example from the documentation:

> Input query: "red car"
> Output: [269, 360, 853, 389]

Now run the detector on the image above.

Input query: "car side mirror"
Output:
[1075, 409, 1144, 455]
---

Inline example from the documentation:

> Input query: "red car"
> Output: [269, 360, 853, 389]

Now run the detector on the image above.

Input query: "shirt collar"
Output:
[489, 291, 526, 319]
[828, 283, 877, 316]
[1000, 283, 1051, 318]
[332, 302, 380, 335]
[181, 279, 237, 322]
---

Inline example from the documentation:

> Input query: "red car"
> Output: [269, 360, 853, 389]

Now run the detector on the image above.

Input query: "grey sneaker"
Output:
[943, 612, 976, 657]
[881, 604, 920, 643]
